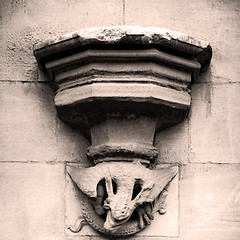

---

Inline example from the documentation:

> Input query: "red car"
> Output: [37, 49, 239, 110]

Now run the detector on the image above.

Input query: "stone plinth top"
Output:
[34, 26, 212, 72]
[33, 26, 212, 134]
[34, 26, 209, 48]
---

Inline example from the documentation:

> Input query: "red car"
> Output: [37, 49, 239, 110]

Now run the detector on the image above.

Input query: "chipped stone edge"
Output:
[34, 26, 210, 51]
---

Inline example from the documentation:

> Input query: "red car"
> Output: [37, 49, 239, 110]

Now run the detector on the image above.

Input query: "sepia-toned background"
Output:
[0, 0, 240, 239]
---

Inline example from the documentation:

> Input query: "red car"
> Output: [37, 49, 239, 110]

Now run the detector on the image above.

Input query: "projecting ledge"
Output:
[33, 26, 212, 237]
[34, 26, 212, 132]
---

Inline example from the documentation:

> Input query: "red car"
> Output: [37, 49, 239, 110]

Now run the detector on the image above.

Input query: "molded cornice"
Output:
[34, 26, 212, 236]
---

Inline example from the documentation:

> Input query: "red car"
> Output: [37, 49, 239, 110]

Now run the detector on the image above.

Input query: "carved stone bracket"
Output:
[34, 26, 212, 236]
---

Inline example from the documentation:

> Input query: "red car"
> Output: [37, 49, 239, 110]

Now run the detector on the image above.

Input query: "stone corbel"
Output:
[33, 26, 212, 236]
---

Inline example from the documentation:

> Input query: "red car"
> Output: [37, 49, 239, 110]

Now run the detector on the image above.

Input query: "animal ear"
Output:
[67, 165, 105, 198]
[147, 166, 178, 201]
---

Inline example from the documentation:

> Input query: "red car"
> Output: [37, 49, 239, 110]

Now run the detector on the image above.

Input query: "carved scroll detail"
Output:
[68, 162, 177, 235]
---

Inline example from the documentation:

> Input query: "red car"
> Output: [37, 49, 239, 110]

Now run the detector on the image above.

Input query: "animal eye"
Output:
[97, 179, 108, 206]
[131, 181, 142, 200]
[112, 179, 117, 194]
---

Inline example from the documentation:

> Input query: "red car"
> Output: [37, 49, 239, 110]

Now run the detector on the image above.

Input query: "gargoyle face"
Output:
[101, 176, 154, 231]
[68, 162, 177, 232]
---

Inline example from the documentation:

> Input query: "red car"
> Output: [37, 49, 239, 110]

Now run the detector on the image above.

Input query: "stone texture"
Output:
[0, 163, 65, 240]
[155, 120, 189, 164]
[190, 83, 240, 163]
[56, 119, 90, 165]
[66, 164, 179, 237]
[55, 82, 191, 108]
[0, 0, 123, 81]
[180, 164, 240, 240]
[34, 24, 208, 236]
[125, 0, 240, 83]
[0, 0, 240, 239]
[0, 82, 58, 162]
[66, 237, 176, 240]
[34, 26, 209, 50]
[33, 26, 211, 160]
[0, 81, 92, 164]
[34, 26, 210, 78]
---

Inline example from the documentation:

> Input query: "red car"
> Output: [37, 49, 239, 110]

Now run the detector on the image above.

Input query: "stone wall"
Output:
[0, 0, 240, 239]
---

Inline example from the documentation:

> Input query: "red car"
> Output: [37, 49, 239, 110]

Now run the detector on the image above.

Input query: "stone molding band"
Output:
[86, 143, 158, 163]
[33, 26, 212, 237]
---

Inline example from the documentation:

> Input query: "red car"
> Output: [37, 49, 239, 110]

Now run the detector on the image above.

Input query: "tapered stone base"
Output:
[34, 26, 211, 236]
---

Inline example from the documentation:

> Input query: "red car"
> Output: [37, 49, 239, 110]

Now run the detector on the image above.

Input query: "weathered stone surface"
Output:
[124, 0, 240, 83]
[0, 0, 123, 81]
[68, 162, 177, 234]
[56, 120, 90, 165]
[180, 164, 240, 240]
[121, 163, 240, 240]
[34, 25, 209, 50]
[155, 120, 189, 164]
[90, 116, 157, 147]
[34, 26, 211, 75]
[0, 82, 58, 162]
[1, 1, 239, 239]
[55, 82, 190, 107]
[33, 26, 211, 138]
[88, 116, 158, 164]
[190, 83, 240, 163]
[0, 163, 65, 240]
[66, 237, 176, 240]
[33, 25, 211, 237]
[66, 163, 178, 237]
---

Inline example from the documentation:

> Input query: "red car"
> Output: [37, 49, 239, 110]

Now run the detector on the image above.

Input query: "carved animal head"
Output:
[101, 174, 155, 231]
[68, 162, 177, 232]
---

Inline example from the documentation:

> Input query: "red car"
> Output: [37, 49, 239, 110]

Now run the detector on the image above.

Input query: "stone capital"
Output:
[34, 26, 212, 236]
